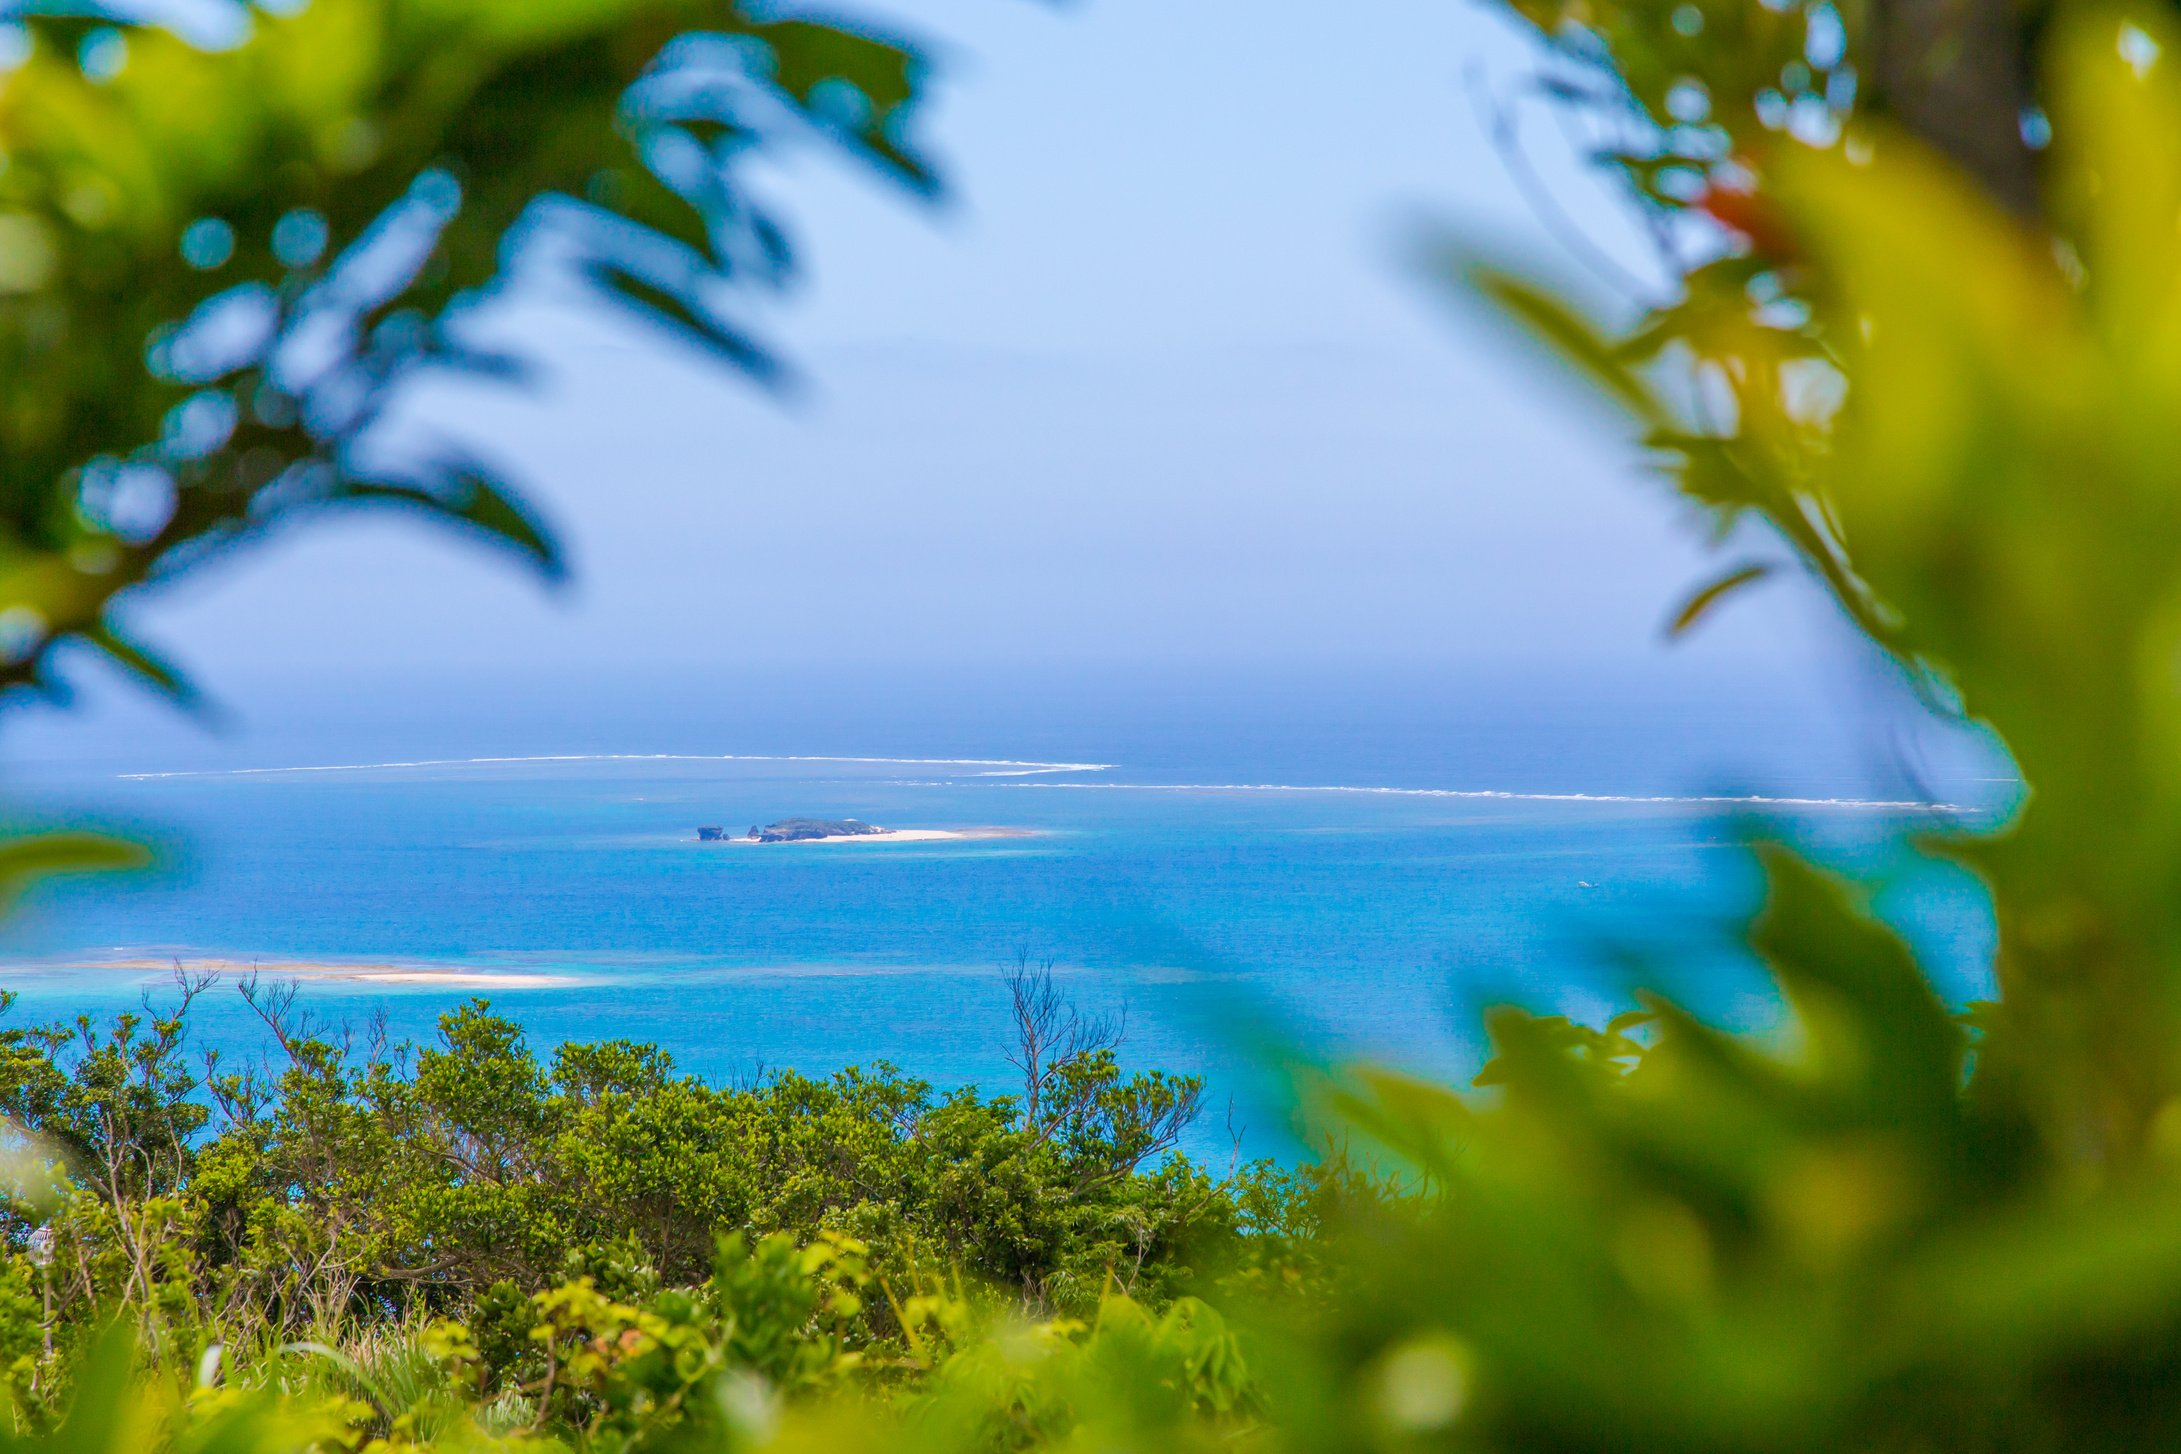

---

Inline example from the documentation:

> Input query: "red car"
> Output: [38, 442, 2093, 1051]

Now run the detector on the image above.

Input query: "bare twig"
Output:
[1004, 949, 1123, 1141]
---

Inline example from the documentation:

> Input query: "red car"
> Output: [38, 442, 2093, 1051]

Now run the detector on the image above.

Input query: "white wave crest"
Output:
[118, 752, 1114, 782]
[990, 781, 1964, 812]
[114, 754, 1966, 811]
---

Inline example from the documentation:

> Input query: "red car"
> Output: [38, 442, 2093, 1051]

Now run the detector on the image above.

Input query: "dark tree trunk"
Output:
[1869, 0, 2041, 217]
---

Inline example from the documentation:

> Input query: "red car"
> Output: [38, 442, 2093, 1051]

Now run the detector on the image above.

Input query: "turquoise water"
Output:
[0, 688, 2000, 1155]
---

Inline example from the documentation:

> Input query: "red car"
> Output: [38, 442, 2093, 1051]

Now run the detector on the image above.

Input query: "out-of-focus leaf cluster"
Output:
[1461, 4, 2181, 1172]
[0, 0, 933, 705]
[1260, 850, 2169, 1451]
[1498, 0, 1855, 213]
[1311, 0, 2181, 1445]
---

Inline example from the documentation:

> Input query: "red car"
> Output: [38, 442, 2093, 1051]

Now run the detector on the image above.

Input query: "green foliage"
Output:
[0, 978, 1307, 1447]
[1305, 0, 2181, 1447]
[1453, 0, 2181, 1167]
[9, 0, 2181, 1447]
[0, 835, 147, 915]
[0, 0, 933, 703]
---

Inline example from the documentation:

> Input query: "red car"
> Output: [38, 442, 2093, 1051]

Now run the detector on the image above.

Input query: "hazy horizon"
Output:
[5, 0, 1902, 787]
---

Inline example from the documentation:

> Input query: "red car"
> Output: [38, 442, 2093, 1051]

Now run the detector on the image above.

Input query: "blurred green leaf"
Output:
[0, 830, 147, 910]
[0, 0, 938, 705]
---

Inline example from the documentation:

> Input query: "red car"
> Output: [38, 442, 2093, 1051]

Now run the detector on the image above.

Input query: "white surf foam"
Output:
[989, 781, 1965, 812]
[115, 755, 1968, 811]
[117, 752, 1114, 781]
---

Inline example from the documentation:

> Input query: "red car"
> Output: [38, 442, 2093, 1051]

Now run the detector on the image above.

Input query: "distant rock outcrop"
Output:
[746, 818, 885, 843]
[696, 825, 726, 841]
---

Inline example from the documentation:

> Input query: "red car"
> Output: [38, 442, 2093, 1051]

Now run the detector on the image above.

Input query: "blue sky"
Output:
[16, 0, 1901, 767]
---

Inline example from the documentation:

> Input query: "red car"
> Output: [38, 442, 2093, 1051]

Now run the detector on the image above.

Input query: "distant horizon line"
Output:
[113, 751, 1978, 814]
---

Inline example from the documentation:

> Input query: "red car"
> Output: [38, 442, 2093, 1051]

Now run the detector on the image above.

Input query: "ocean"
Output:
[0, 661, 2006, 1156]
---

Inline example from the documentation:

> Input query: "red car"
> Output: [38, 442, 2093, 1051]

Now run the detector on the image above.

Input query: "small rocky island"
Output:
[699, 818, 888, 843]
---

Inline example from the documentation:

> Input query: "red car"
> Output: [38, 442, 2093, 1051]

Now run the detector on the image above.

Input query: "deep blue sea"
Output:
[0, 662, 2007, 1155]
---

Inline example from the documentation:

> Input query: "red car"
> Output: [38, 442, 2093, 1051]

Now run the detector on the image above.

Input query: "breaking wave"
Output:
[117, 753, 1114, 781]
[987, 781, 1965, 812]
[116, 754, 1969, 811]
